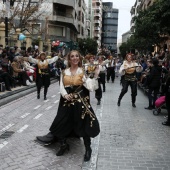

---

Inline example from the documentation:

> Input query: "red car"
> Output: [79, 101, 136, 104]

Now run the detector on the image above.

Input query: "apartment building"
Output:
[77, 0, 87, 39]
[130, 0, 141, 33]
[92, 0, 102, 47]
[139, 0, 155, 10]
[102, 2, 118, 52]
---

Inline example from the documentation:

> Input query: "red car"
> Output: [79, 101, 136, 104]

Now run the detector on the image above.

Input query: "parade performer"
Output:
[117, 53, 142, 107]
[25, 52, 59, 100]
[85, 54, 102, 105]
[106, 56, 115, 83]
[98, 55, 107, 92]
[36, 50, 100, 162]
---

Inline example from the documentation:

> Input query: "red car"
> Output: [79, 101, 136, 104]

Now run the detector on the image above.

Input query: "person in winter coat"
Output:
[145, 58, 162, 110]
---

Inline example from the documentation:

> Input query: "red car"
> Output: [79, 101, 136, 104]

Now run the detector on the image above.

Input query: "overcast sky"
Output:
[102, 0, 136, 41]
[85, 0, 136, 42]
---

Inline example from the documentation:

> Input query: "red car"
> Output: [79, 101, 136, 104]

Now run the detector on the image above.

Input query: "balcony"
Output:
[94, 20, 100, 24]
[94, 27, 100, 31]
[51, 12, 74, 23]
[94, 33, 101, 38]
[93, 6, 101, 10]
[94, 13, 100, 17]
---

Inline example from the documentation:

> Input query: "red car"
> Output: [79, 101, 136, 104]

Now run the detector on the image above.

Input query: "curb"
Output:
[0, 79, 58, 107]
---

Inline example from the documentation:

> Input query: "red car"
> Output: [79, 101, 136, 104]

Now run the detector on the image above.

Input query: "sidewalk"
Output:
[0, 78, 58, 107]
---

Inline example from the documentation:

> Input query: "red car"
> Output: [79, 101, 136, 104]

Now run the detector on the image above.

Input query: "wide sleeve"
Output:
[101, 59, 110, 66]
[60, 72, 68, 97]
[135, 63, 143, 72]
[47, 56, 58, 64]
[27, 56, 38, 64]
[83, 75, 98, 92]
[119, 63, 125, 75]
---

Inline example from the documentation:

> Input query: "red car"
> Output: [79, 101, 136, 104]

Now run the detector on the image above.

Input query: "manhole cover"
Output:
[0, 131, 15, 139]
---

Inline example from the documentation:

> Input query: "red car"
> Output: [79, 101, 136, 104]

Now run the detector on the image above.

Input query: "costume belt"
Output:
[39, 69, 49, 75]
[125, 74, 136, 81]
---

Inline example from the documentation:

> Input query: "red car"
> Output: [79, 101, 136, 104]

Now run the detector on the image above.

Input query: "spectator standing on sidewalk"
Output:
[145, 58, 162, 110]
[24, 52, 59, 100]
[36, 50, 100, 162]
[117, 53, 142, 107]
[162, 71, 170, 126]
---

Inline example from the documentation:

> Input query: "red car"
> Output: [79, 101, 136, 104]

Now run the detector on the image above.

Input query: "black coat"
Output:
[148, 66, 162, 88]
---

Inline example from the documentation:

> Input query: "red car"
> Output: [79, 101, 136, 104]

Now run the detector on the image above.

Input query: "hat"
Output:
[39, 52, 46, 57]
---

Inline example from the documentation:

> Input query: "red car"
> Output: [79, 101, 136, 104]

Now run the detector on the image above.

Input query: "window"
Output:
[49, 25, 64, 36]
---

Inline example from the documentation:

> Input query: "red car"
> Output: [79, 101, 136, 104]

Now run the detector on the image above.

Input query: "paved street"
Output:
[0, 78, 170, 170]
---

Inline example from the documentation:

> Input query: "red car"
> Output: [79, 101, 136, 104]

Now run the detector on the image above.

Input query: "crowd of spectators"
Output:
[0, 45, 66, 93]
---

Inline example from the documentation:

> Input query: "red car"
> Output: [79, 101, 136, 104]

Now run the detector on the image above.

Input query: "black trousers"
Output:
[0, 72, 13, 90]
[166, 94, 170, 122]
[107, 67, 115, 82]
[118, 80, 137, 104]
[37, 86, 48, 97]
[148, 87, 159, 107]
[99, 72, 106, 91]
[95, 80, 102, 101]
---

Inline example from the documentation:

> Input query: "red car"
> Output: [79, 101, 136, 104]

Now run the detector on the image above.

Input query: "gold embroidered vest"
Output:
[63, 73, 84, 86]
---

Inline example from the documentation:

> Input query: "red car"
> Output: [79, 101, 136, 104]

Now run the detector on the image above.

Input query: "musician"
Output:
[106, 56, 115, 83]
[117, 53, 142, 107]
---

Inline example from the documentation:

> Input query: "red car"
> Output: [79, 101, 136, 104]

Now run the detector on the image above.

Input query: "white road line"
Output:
[51, 95, 56, 98]
[20, 113, 30, 119]
[44, 99, 49, 103]
[58, 92, 60, 94]
[0, 141, 8, 149]
[17, 125, 29, 133]
[45, 106, 52, 110]
[54, 100, 59, 104]
[34, 114, 43, 119]
[0, 124, 14, 132]
[34, 105, 41, 110]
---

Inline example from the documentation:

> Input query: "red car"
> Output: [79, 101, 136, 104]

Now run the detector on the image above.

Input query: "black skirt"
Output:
[36, 73, 50, 88]
[49, 86, 100, 138]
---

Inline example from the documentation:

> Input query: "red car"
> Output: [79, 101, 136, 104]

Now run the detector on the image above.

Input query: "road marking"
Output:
[34, 105, 41, 110]
[45, 106, 52, 110]
[54, 100, 59, 104]
[20, 113, 30, 118]
[44, 99, 49, 103]
[17, 125, 29, 133]
[58, 92, 60, 94]
[34, 114, 43, 119]
[0, 124, 14, 132]
[51, 95, 56, 98]
[0, 141, 8, 149]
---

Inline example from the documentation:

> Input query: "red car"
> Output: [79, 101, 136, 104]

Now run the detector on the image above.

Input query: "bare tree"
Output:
[0, 0, 52, 35]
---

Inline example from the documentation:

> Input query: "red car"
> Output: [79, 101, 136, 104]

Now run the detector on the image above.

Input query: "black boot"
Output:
[56, 139, 69, 156]
[97, 100, 100, 105]
[83, 137, 92, 162]
[37, 94, 40, 99]
[117, 100, 120, 106]
[44, 87, 48, 100]
[84, 147, 92, 162]
[36, 132, 55, 146]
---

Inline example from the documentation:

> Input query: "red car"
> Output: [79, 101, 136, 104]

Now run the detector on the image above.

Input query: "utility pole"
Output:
[3, 0, 10, 46]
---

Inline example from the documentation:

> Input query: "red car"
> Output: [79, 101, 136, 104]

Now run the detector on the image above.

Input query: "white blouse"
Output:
[60, 67, 98, 97]
[119, 60, 143, 75]
[28, 56, 59, 65]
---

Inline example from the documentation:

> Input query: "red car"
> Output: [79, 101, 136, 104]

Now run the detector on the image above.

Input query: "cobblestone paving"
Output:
[96, 78, 170, 170]
[1, 78, 170, 170]
[0, 83, 98, 170]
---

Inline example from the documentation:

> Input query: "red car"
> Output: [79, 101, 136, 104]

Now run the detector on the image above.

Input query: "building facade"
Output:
[102, 2, 118, 52]
[122, 31, 131, 43]
[92, 0, 102, 47]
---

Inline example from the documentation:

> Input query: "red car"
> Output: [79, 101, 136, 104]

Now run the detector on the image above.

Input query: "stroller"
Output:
[153, 96, 166, 115]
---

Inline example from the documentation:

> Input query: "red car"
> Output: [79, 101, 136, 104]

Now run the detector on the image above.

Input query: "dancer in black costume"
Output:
[25, 52, 59, 100]
[117, 53, 142, 107]
[36, 50, 100, 162]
